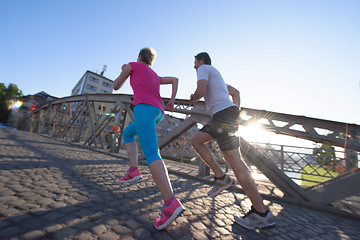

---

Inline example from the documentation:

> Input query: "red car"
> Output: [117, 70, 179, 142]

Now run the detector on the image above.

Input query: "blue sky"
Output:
[1, 0, 359, 126]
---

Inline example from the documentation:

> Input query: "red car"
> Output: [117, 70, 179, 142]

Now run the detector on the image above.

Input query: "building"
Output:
[22, 91, 58, 107]
[71, 70, 113, 96]
[10, 91, 58, 131]
[71, 70, 117, 133]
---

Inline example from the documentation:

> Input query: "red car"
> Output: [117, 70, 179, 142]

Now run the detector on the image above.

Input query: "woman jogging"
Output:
[113, 47, 184, 230]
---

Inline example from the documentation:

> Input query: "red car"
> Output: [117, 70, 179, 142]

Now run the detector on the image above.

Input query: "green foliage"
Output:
[0, 83, 23, 123]
[301, 164, 340, 187]
[312, 144, 336, 166]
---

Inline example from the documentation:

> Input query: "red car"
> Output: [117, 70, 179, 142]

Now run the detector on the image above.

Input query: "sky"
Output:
[1, 0, 359, 130]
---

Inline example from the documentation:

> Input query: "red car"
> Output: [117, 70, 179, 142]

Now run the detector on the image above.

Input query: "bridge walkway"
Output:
[0, 127, 359, 240]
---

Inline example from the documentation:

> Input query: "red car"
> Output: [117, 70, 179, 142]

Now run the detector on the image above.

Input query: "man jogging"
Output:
[190, 52, 275, 230]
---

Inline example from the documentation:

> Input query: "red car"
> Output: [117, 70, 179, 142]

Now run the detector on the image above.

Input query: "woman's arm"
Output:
[161, 77, 179, 111]
[227, 84, 240, 108]
[113, 64, 132, 90]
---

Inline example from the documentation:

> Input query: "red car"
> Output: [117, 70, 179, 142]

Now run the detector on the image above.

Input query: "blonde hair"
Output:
[139, 47, 157, 66]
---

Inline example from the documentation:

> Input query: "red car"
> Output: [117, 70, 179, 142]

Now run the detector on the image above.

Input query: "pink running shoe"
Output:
[119, 169, 142, 183]
[154, 198, 185, 230]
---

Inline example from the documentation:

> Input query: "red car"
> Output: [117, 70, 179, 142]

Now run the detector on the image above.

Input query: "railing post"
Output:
[280, 145, 284, 171]
[345, 145, 358, 171]
[198, 160, 210, 176]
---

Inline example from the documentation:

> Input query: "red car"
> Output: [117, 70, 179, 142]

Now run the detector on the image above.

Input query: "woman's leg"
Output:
[134, 104, 184, 230]
[149, 159, 174, 200]
[120, 122, 142, 183]
[123, 122, 139, 167]
[125, 142, 138, 167]
[134, 104, 174, 201]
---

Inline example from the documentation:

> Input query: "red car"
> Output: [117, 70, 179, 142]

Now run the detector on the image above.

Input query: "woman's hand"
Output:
[160, 77, 178, 111]
[165, 99, 175, 111]
[113, 64, 131, 90]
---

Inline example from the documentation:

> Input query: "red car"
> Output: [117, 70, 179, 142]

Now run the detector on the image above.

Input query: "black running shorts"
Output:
[199, 106, 240, 151]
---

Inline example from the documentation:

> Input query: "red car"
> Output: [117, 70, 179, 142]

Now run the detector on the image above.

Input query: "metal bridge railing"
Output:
[29, 93, 360, 204]
[248, 142, 359, 187]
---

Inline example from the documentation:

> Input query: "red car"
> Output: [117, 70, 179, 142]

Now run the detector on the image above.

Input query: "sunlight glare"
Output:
[8, 100, 23, 110]
[237, 123, 269, 143]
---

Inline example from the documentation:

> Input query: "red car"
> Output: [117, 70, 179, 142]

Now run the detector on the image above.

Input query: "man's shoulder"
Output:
[199, 64, 217, 73]
[201, 65, 222, 76]
[199, 64, 214, 70]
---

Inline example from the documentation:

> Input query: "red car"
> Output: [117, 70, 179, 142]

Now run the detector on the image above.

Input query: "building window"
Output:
[89, 76, 99, 83]
[86, 84, 97, 91]
[100, 89, 110, 93]
[103, 82, 112, 88]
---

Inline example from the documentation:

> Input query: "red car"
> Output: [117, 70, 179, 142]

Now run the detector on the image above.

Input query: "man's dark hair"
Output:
[139, 47, 156, 66]
[195, 52, 211, 65]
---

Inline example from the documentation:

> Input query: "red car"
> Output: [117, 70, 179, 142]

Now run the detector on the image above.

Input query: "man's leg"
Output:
[191, 131, 225, 178]
[191, 131, 234, 197]
[225, 149, 275, 229]
[222, 149, 266, 213]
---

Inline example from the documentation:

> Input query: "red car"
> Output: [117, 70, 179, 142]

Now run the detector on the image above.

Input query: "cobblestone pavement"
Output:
[0, 127, 359, 240]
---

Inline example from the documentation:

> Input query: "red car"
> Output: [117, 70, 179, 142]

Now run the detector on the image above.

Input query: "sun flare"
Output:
[237, 123, 268, 143]
[8, 100, 23, 110]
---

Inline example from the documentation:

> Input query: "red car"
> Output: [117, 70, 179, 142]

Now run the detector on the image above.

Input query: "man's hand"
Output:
[227, 85, 240, 108]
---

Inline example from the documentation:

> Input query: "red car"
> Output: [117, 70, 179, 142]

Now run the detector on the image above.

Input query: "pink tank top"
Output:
[129, 62, 164, 112]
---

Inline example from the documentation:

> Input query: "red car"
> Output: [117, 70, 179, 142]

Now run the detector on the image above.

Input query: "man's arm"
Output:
[190, 79, 207, 102]
[227, 84, 240, 108]
[161, 77, 179, 111]
[113, 64, 131, 90]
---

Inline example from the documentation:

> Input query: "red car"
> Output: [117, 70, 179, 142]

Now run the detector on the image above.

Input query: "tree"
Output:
[312, 144, 336, 167]
[0, 83, 23, 123]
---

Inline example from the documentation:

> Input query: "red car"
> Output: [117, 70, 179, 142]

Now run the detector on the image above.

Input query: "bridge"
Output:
[30, 93, 360, 204]
[1, 93, 358, 239]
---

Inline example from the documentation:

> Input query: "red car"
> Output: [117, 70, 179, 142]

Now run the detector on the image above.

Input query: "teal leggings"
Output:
[123, 104, 164, 166]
